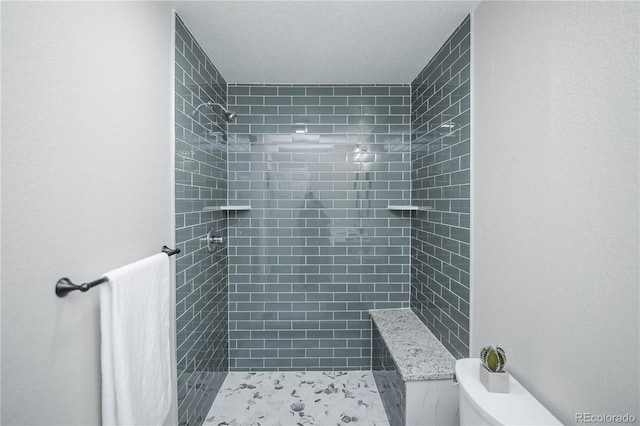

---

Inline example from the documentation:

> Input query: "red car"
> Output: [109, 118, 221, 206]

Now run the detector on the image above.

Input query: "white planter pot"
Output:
[479, 365, 509, 393]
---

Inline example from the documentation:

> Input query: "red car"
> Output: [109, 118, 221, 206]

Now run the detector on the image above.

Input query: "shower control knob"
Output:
[203, 227, 224, 253]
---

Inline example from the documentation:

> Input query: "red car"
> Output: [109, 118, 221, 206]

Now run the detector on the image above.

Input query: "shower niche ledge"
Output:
[387, 205, 434, 212]
[203, 205, 252, 212]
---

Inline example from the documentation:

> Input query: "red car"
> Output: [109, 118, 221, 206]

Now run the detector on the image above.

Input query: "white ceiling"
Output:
[170, 1, 479, 84]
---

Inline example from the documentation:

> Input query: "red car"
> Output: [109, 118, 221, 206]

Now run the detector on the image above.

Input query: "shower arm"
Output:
[191, 101, 224, 116]
[191, 101, 236, 122]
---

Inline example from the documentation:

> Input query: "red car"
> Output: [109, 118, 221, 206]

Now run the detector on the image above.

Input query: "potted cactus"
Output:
[479, 345, 509, 393]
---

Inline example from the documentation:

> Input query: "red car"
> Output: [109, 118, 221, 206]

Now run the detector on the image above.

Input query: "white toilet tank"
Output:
[455, 358, 562, 425]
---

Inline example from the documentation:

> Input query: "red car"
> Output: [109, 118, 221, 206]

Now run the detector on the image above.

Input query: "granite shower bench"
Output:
[370, 308, 459, 426]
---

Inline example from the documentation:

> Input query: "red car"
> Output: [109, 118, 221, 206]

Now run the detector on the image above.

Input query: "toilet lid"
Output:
[455, 358, 562, 425]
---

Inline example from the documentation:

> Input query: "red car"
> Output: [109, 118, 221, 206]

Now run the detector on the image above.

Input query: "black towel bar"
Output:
[55, 246, 180, 298]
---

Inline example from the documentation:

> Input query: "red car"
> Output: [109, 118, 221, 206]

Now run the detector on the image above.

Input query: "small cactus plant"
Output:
[480, 345, 507, 373]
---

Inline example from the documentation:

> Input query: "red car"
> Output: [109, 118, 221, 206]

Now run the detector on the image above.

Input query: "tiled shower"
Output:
[174, 13, 470, 426]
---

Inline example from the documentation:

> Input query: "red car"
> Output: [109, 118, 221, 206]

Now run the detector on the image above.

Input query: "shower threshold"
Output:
[204, 370, 390, 426]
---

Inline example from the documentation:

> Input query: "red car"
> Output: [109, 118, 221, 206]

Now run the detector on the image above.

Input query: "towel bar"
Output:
[55, 246, 180, 298]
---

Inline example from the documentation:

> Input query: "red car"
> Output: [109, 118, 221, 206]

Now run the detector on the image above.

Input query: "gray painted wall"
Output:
[471, 1, 639, 423]
[1, 3, 175, 424]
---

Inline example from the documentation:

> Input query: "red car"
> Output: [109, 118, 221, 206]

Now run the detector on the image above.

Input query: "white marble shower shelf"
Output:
[387, 205, 434, 212]
[202, 205, 252, 212]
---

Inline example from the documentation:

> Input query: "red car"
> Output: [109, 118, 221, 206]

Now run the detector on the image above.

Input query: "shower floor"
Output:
[203, 371, 390, 426]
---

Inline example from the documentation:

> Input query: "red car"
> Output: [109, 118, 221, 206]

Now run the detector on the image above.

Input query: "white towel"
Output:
[100, 253, 171, 426]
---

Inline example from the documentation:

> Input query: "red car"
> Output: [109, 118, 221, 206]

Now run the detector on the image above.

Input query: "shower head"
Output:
[224, 110, 237, 122]
[191, 102, 237, 122]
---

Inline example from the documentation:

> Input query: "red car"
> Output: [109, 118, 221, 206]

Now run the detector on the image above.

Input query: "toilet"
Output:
[455, 358, 562, 425]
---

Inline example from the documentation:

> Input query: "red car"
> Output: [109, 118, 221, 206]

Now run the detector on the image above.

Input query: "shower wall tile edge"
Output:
[174, 14, 229, 426]
[410, 15, 471, 359]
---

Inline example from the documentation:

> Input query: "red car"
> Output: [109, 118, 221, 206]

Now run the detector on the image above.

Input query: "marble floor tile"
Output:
[204, 371, 390, 426]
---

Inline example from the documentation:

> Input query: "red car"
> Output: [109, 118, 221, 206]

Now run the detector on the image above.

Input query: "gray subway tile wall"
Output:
[175, 15, 229, 426]
[227, 84, 412, 370]
[372, 322, 405, 425]
[410, 16, 471, 359]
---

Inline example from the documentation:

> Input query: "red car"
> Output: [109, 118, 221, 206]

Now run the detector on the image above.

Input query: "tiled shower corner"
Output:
[410, 15, 471, 359]
[174, 15, 229, 426]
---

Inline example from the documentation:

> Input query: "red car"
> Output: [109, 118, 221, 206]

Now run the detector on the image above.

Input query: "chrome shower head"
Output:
[224, 110, 237, 122]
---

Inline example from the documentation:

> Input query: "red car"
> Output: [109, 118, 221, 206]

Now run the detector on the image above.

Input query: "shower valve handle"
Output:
[200, 235, 224, 244]
[201, 227, 224, 253]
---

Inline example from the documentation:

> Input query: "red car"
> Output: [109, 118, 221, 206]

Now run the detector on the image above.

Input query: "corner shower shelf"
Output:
[203, 205, 252, 212]
[387, 205, 434, 212]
